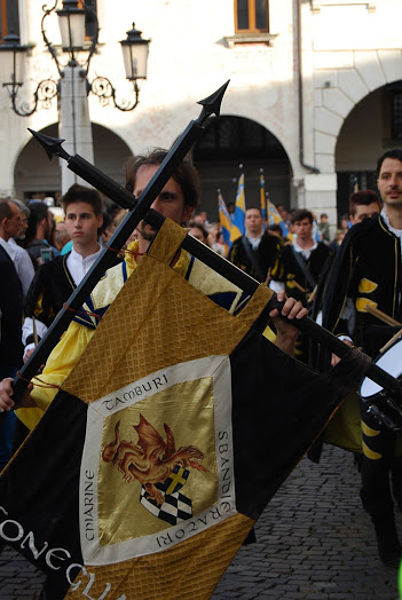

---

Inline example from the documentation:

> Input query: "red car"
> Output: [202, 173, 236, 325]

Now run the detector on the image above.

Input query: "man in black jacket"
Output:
[270, 208, 333, 361]
[321, 149, 402, 567]
[228, 207, 281, 282]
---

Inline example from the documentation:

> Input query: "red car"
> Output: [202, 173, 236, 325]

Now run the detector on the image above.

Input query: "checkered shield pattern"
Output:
[140, 487, 192, 526]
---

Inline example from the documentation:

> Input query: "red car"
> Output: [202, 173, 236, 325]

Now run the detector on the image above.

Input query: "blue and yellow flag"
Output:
[313, 219, 321, 243]
[260, 169, 267, 225]
[230, 171, 245, 243]
[267, 198, 292, 241]
[267, 197, 282, 228]
[217, 189, 232, 255]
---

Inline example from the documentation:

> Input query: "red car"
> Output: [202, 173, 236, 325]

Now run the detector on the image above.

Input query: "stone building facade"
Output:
[0, 0, 401, 229]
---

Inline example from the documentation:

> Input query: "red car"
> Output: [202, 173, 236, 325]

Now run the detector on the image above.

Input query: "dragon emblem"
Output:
[102, 414, 207, 506]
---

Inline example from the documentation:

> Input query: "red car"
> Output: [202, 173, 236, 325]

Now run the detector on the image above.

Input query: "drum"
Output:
[359, 336, 402, 430]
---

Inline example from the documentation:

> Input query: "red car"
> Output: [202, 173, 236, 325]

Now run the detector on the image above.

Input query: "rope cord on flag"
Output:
[62, 302, 102, 321]
[62, 245, 146, 321]
[104, 243, 145, 261]
[16, 372, 62, 390]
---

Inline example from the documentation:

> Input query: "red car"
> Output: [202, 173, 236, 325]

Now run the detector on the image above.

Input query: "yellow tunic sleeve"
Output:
[16, 321, 95, 430]
[16, 258, 129, 430]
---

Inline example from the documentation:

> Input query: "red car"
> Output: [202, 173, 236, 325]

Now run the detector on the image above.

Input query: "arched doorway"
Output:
[335, 80, 402, 220]
[193, 115, 291, 221]
[14, 123, 133, 203]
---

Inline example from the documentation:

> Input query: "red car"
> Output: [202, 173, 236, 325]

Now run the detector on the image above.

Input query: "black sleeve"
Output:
[24, 264, 48, 321]
[258, 232, 282, 278]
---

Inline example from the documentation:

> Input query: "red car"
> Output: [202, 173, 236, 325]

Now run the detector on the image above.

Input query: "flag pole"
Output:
[217, 188, 232, 255]
[12, 81, 230, 401]
[259, 168, 267, 225]
[230, 163, 245, 244]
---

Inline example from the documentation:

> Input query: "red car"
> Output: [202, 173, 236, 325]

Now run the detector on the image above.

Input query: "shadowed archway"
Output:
[14, 123, 132, 202]
[193, 115, 291, 221]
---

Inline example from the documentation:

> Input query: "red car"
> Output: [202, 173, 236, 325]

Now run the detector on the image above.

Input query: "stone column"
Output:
[59, 64, 94, 194]
[304, 173, 338, 238]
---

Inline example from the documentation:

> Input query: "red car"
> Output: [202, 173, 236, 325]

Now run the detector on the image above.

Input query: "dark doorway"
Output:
[193, 115, 291, 222]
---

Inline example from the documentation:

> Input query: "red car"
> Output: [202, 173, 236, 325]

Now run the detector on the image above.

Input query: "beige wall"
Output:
[0, 0, 401, 228]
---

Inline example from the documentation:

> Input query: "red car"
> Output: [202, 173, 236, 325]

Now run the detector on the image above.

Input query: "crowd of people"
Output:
[0, 147, 401, 598]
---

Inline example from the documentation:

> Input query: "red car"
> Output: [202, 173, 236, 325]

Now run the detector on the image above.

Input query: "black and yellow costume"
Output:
[24, 253, 122, 344]
[271, 241, 333, 361]
[322, 214, 401, 355]
[271, 241, 333, 304]
[320, 214, 402, 566]
[228, 232, 281, 282]
[24, 255, 76, 342]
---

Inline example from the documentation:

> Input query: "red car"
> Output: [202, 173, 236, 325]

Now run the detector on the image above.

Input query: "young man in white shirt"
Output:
[22, 184, 106, 360]
[269, 209, 333, 361]
[270, 209, 332, 297]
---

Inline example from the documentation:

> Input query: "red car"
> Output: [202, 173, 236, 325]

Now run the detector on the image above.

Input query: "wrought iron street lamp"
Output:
[57, 0, 87, 57]
[91, 24, 150, 111]
[0, 0, 150, 116]
[0, 31, 57, 117]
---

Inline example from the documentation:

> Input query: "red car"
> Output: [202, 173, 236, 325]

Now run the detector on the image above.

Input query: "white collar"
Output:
[69, 245, 102, 264]
[0, 236, 14, 260]
[246, 233, 263, 250]
[66, 245, 102, 286]
[293, 238, 317, 254]
[381, 208, 402, 237]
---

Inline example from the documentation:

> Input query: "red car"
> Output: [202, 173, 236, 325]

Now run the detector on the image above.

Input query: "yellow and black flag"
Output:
[0, 219, 365, 600]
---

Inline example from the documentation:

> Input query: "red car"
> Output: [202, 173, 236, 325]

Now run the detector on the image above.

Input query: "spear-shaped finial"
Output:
[28, 128, 71, 161]
[197, 80, 230, 123]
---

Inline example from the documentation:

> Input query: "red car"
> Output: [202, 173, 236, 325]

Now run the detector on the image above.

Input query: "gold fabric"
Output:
[56, 218, 272, 599]
[97, 379, 219, 545]
[19, 232, 261, 428]
[323, 392, 362, 454]
[66, 513, 253, 600]
[63, 219, 271, 401]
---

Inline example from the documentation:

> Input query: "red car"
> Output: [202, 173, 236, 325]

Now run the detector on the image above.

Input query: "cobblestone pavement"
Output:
[0, 445, 401, 599]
